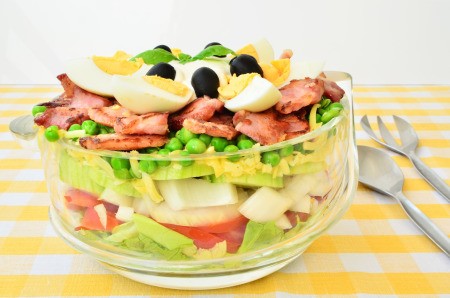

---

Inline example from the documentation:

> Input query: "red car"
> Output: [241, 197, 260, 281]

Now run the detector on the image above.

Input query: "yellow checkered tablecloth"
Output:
[0, 85, 449, 297]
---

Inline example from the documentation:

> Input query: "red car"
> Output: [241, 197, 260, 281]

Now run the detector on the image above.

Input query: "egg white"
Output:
[282, 58, 325, 86]
[65, 57, 148, 97]
[224, 76, 281, 112]
[111, 75, 193, 114]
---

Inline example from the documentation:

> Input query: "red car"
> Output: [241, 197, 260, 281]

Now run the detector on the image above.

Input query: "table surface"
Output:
[0, 85, 449, 297]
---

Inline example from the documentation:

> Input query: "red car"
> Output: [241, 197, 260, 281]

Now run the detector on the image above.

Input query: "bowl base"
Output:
[100, 256, 299, 290]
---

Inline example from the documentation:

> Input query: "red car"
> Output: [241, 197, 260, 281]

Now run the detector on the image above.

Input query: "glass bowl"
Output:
[10, 71, 357, 290]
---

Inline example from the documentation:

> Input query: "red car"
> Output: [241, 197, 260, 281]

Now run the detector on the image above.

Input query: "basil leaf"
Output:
[180, 45, 235, 64]
[177, 52, 192, 62]
[131, 49, 178, 64]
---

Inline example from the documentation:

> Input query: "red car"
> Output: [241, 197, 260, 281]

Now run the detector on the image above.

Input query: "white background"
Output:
[1, 0, 449, 85]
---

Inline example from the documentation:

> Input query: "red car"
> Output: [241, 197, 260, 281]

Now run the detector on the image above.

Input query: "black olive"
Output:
[146, 62, 176, 80]
[230, 54, 263, 76]
[191, 67, 220, 98]
[154, 44, 171, 53]
[204, 42, 226, 58]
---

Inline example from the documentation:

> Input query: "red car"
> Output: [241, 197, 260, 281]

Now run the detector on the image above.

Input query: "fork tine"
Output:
[393, 115, 419, 148]
[376, 116, 400, 148]
[360, 115, 382, 141]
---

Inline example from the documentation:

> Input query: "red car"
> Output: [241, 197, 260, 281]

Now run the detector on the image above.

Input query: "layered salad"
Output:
[33, 39, 348, 260]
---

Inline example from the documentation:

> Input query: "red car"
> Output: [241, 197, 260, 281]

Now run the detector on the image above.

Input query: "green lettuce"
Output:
[238, 221, 284, 254]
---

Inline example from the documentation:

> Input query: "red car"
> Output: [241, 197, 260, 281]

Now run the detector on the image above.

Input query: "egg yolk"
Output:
[260, 58, 290, 87]
[93, 51, 144, 75]
[236, 44, 259, 62]
[143, 76, 190, 96]
[218, 73, 260, 100]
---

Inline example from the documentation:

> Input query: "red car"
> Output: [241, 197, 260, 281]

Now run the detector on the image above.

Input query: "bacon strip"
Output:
[168, 97, 224, 130]
[88, 105, 134, 127]
[233, 109, 290, 145]
[115, 113, 169, 135]
[34, 107, 89, 130]
[319, 78, 345, 102]
[79, 134, 168, 151]
[57, 74, 112, 108]
[275, 78, 324, 114]
[278, 114, 309, 133]
[183, 119, 238, 140]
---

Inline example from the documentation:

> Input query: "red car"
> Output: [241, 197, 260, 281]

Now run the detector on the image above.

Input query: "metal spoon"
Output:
[357, 145, 450, 256]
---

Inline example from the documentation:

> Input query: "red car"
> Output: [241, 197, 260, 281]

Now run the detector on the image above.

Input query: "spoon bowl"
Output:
[358, 145, 404, 196]
[357, 145, 450, 256]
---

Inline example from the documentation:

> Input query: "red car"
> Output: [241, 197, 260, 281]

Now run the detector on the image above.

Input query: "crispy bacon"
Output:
[88, 105, 133, 127]
[279, 49, 293, 59]
[34, 107, 89, 130]
[233, 109, 290, 145]
[79, 134, 168, 151]
[277, 113, 309, 133]
[183, 118, 238, 140]
[57, 74, 112, 108]
[115, 112, 169, 135]
[319, 78, 345, 102]
[168, 97, 224, 130]
[275, 78, 324, 114]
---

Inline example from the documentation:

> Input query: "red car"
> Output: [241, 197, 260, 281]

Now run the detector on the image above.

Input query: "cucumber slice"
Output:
[150, 162, 214, 180]
[289, 161, 326, 175]
[209, 172, 284, 188]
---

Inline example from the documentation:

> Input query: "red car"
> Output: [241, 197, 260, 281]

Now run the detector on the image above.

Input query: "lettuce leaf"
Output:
[237, 220, 284, 254]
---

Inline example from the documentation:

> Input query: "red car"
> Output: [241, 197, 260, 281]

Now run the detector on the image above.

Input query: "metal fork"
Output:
[360, 115, 450, 202]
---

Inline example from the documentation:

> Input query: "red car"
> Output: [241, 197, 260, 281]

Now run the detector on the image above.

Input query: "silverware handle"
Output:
[395, 192, 450, 256]
[409, 153, 450, 202]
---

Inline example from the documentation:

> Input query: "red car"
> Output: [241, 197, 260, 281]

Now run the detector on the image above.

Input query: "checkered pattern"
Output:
[0, 85, 449, 297]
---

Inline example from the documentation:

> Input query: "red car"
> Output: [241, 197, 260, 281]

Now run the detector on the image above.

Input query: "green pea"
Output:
[169, 131, 177, 138]
[236, 134, 250, 143]
[319, 98, 331, 109]
[185, 138, 207, 154]
[165, 138, 184, 151]
[198, 134, 212, 147]
[210, 137, 228, 152]
[178, 151, 193, 167]
[157, 149, 171, 167]
[139, 147, 158, 154]
[321, 109, 341, 123]
[111, 157, 130, 170]
[295, 143, 313, 155]
[237, 139, 254, 150]
[175, 127, 198, 145]
[326, 102, 344, 111]
[44, 125, 59, 142]
[316, 114, 322, 123]
[224, 145, 240, 162]
[262, 151, 281, 166]
[318, 108, 326, 115]
[81, 120, 99, 135]
[279, 144, 294, 157]
[68, 124, 82, 131]
[32, 105, 47, 117]
[139, 159, 157, 174]
[99, 124, 114, 134]
[114, 168, 133, 180]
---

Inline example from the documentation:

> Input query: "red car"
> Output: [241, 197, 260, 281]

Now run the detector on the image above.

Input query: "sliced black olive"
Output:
[230, 54, 263, 76]
[154, 44, 171, 53]
[204, 42, 226, 58]
[146, 62, 176, 80]
[191, 67, 219, 98]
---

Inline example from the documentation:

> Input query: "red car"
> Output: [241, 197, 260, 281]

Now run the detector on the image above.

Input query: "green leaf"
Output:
[131, 48, 178, 64]
[180, 45, 236, 64]
[237, 220, 284, 254]
[177, 52, 192, 62]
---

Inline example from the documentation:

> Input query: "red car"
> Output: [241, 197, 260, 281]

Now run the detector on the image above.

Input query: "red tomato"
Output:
[65, 189, 99, 209]
[196, 215, 249, 234]
[77, 205, 119, 232]
[163, 224, 224, 249]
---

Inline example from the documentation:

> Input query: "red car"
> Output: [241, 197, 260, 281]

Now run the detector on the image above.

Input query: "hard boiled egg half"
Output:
[111, 75, 193, 114]
[224, 75, 281, 113]
[65, 51, 149, 97]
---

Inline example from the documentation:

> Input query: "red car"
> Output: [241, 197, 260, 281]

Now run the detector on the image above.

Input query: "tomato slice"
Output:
[163, 223, 225, 250]
[65, 189, 99, 209]
[77, 205, 119, 232]
[196, 215, 249, 234]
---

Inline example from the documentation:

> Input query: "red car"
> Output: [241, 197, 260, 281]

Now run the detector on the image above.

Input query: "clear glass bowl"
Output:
[11, 72, 357, 290]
